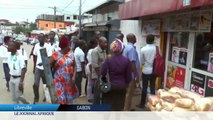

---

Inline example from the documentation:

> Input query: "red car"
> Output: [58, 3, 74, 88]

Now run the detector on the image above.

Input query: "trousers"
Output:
[10, 77, 29, 104]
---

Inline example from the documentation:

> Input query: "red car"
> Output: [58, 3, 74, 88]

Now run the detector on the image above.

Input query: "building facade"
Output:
[119, 0, 213, 96]
[83, 0, 124, 44]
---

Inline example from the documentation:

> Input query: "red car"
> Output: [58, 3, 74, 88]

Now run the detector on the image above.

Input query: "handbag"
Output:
[99, 59, 111, 93]
[99, 76, 111, 93]
[153, 46, 165, 77]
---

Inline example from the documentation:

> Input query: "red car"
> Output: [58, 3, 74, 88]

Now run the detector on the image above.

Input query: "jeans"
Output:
[93, 79, 101, 104]
[33, 68, 46, 102]
[140, 73, 156, 107]
[76, 72, 83, 96]
[3, 63, 10, 82]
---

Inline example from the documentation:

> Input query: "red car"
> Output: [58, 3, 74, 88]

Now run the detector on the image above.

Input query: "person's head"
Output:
[59, 36, 70, 51]
[38, 33, 45, 44]
[116, 33, 124, 42]
[98, 36, 108, 50]
[4, 36, 11, 45]
[78, 40, 87, 51]
[126, 33, 136, 44]
[49, 31, 55, 41]
[88, 39, 98, 50]
[7, 41, 18, 54]
[110, 38, 124, 55]
[94, 31, 100, 39]
[146, 34, 155, 44]
[14, 40, 22, 50]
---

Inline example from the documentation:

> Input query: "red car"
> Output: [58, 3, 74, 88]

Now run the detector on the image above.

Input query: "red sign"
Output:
[208, 79, 213, 88]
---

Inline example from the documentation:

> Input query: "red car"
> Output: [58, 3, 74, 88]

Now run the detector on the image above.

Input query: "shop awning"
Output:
[83, 19, 120, 27]
[97, 19, 120, 27]
[119, 0, 213, 20]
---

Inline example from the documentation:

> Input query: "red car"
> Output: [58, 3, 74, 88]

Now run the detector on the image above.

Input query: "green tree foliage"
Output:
[14, 22, 37, 34]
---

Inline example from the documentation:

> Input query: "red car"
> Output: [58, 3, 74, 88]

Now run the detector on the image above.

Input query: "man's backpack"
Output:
[153, 46, 165, 77]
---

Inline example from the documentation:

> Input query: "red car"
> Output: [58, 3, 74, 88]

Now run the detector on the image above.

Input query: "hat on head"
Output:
[59, 36, 69, 49]
[110, 38, 124, 54]
[14, 38, 23, 43]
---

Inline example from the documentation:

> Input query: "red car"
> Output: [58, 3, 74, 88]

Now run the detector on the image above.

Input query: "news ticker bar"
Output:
[0, 104, 111, 111]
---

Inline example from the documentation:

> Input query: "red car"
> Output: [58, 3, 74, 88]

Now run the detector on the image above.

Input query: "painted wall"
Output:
[120, 20, 146, 56]
[37, 20, 65, 31]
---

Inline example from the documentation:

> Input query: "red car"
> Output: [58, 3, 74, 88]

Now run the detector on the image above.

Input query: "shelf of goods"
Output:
[147, 87, 213, 111]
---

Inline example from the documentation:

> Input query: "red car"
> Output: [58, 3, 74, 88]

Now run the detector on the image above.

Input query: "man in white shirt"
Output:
[7, 41, 29, 104]
[48, 31, 60, 52]
[138, 34, 156, 109]
[86, 39, 97, 102]
[74, 40, 86, 97]
[0, 36, 11, 91]
[15, 39, 28, 67]
[33, 33, 52, 104]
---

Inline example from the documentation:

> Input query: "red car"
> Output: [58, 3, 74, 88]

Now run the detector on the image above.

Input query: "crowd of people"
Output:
[0, 31, 159, 111]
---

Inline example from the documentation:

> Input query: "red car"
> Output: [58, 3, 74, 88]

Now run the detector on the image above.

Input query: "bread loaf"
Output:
[148, 95, 160, 106]
[157, 89, 166, 97]
[194, 98, 212, 111]
[147, 102, 156, 111]
[160, 91, 181, 103]
[156, 103, 163, 111]
[160, 99, 175, 111]
[175, 98, 194, 108]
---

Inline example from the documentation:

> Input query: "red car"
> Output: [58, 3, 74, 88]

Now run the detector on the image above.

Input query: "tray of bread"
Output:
[146, 87, 213, 111]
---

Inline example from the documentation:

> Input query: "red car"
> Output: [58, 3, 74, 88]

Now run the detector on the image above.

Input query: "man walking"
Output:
[123, 33, 140, 111]
[91, 37, 107, 104]
[33, 33, 52, 104]
[74, 40, 86, 97]
[138, 34, 156, 109]
[7, 41, 29, 104]
[0, 36, 11, 91]
[48, 31, 60, 52]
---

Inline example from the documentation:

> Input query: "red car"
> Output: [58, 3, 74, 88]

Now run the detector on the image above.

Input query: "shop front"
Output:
[119, 0, 213, 96]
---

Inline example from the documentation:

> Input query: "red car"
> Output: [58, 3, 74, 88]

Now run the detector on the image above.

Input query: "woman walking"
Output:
[49, 36, 79, 104]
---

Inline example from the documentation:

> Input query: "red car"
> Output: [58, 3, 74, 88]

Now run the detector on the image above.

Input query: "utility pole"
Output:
[48, 6, 57, 28]
[79, 0, 82, 38]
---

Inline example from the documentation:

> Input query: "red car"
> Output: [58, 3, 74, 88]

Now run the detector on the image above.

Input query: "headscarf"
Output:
[110, 38, 124, 53]
[59, 36, 69, 49]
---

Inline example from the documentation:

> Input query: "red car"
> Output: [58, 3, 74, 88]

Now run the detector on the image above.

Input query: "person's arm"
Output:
[33, 46, 37, 74]
[29, 46, 35, 58]
[126, 61, 132, 84]
[19, 57, 27, 93]
[128, 47, 139, 81]
[91, 50, 100, 77]
[71, 60, 77, 87]
[80, 53, 86, 78]
[100, 59, 108, 77]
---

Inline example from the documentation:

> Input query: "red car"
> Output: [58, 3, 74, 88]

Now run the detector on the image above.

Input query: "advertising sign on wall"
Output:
[190, 72, 206, 96]
[166, 64, 185, 89]
[179, 48, 188, 65]
[171, 47, 180, 63]
[205, 76, 213, 97]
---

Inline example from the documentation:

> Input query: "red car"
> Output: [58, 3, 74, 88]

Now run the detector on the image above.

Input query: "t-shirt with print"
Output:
[33, 43, 52, 70]
[8, 52, 26, 76]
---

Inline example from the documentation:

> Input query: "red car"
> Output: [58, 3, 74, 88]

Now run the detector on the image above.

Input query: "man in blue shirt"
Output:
[123, 33, 140, 111]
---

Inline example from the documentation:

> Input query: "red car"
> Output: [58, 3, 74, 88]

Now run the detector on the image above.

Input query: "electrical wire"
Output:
[62, 0, 74, 11]
[73, 0, 86, 14]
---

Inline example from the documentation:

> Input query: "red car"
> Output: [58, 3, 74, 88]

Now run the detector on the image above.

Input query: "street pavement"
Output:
[0, 43, 142, 110]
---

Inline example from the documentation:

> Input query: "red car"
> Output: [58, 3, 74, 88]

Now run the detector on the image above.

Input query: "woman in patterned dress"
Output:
[49, 36, 79, 104]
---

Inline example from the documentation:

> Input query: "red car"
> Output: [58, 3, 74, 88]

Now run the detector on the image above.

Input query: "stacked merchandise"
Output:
[147, 87, 213, 111]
